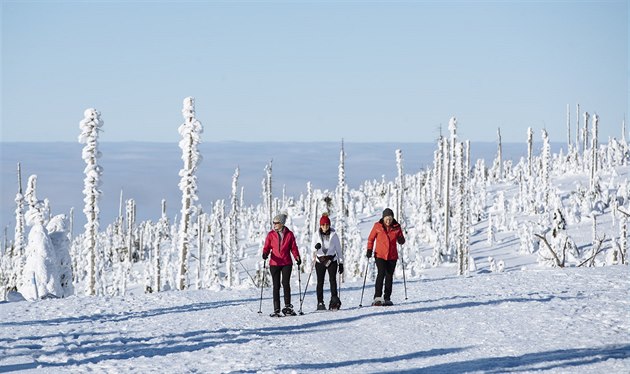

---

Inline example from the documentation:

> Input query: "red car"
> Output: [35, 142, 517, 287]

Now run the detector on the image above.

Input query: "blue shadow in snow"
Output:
[382, 344, 630, 373]
[0, 296, 257, 328]
[275, 347, 468, 371]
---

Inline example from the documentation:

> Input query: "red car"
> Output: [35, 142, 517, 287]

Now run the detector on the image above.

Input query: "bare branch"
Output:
[617, 207, 630, 217]
[535, 233, 563, 267]
[578, 234, 607, 267]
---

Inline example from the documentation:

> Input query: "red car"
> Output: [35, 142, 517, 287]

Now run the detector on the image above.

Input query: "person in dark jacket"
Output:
[262, 213, 301, 316]
[310, 212, 344, 310]
[366, 208, 405, 306]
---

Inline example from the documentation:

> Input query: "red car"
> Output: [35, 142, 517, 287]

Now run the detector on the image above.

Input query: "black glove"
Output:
[397, 236, 405, 245]
[262, 252, 269, 260]
[366, 249, 373, 258]
[338, 263, 344, 274]
[315, 243, 322, 250]
[296, 257, 302, 266]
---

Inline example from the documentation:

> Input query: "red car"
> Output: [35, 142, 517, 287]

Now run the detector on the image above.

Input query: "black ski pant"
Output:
[269, 264, 292, 311]
[374, 258, 397, 301]
[315, 260, 338, 303]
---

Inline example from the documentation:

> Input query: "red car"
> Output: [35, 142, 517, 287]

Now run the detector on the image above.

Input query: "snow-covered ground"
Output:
[1, 265, 628, 373]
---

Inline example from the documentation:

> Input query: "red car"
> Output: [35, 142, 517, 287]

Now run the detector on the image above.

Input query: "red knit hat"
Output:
[320, 212, 331, 225]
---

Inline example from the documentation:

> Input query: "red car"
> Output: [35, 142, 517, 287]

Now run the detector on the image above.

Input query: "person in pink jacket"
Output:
[366, 208, 405, 306]
[262, 213, 301, 316]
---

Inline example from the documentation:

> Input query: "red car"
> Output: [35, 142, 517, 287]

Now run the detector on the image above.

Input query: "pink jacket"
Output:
[262, 227, 300, 266]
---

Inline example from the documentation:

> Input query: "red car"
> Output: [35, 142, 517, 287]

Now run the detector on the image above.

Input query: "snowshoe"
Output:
[372, 297, 384, 306]
[383, 300, 394, 306]
[329, 296, 342, 311]
[270, 310, 283, 317]
[317, 302, 327, 311]
[282, 304, 297, 316]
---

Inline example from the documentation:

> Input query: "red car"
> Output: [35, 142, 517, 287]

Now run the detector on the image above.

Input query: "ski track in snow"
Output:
[1, 266, 628, 373]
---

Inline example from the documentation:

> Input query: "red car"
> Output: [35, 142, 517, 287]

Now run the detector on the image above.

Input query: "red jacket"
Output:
[367, 219, 405, 261]
[262, 227, 300, 266]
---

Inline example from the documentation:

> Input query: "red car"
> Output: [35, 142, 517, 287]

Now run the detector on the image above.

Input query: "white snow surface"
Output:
[1, 265, 628, 373]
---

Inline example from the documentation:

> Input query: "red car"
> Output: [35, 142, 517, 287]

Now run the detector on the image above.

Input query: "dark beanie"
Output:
[382, 208, 394, 218]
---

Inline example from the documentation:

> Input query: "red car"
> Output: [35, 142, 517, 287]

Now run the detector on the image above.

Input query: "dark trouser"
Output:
[270, 265, 292, 311]
[374, 258, 397, 300]
[315, 260, 338, 303]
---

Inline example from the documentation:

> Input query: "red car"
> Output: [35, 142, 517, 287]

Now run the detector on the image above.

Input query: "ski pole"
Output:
[297, 259, 304, 315]
[258, 259, 266, 314]
[298, 260, 315, 314]
[337, 262, 342, 299]
[359, 258, 369, 307]
[400, 245, 408, 301]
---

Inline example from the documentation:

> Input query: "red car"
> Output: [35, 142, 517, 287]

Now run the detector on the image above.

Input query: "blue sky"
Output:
[1, 0, 627, 143]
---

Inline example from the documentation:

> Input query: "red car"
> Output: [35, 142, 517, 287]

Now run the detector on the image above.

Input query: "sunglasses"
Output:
[273, 221, 282, 225]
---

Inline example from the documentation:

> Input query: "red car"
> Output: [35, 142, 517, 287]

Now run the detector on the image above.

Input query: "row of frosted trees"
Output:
[1, 100, 629, 301]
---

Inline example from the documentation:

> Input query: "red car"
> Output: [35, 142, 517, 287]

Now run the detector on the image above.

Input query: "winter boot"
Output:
[372, 297, 384, 306]
[329, 296, 342, 311]
[383, 299, 394, 306]
[282, 304, 297, 316]
[317, 301, 327, 311]
[270, 309, 282, 317]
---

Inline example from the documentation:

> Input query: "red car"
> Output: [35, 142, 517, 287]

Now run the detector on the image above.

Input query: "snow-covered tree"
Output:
[47, 214, 74, 297]
[10, 163, 26, 293]
[455, 142, 470, 276]
[78, 108, 104, 295]
[176, 97, 203, 290]
[336, 140, 349, 278]
[19, 223, 62, 300]
[226, 167, 240, 287]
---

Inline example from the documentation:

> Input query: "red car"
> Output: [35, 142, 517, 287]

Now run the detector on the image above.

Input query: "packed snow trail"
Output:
[1, 266, 629, 373]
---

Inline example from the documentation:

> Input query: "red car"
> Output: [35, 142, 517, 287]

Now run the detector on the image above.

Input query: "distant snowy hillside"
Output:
[0, 141, 564, 230]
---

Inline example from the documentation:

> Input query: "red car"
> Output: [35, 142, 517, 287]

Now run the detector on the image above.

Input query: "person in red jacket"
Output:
[262, 213, 301, 316]
[366, 208, 405, 306]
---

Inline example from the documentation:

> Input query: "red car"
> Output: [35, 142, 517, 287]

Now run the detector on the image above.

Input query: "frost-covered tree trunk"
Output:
[497, 127, 503, 180]
[590, 114, 599, 191]
[541, 129, 551, 210]
[264, 161, 273, 229]
[582, 111, 590, 169]
[302, 182, 314, 251]
[575, 104, 581, 154]
[442, 117, 457, 261]
[395, 149, 405, 225]
[177, 97, 203, 290]
[527, 127, 533, 178]
[566, 104, 572, 148]
[197, 212, 205, 289]
[456, 142, 469, 275]
[336, 140, 348, 279]
[442, 137, 451, 260]
[226, 167, 240, 287]
[620, 213, 628, 265]
[78, 108, 103, 296]
[126, 199, 136, 262]
[154, 199, 169, 292]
